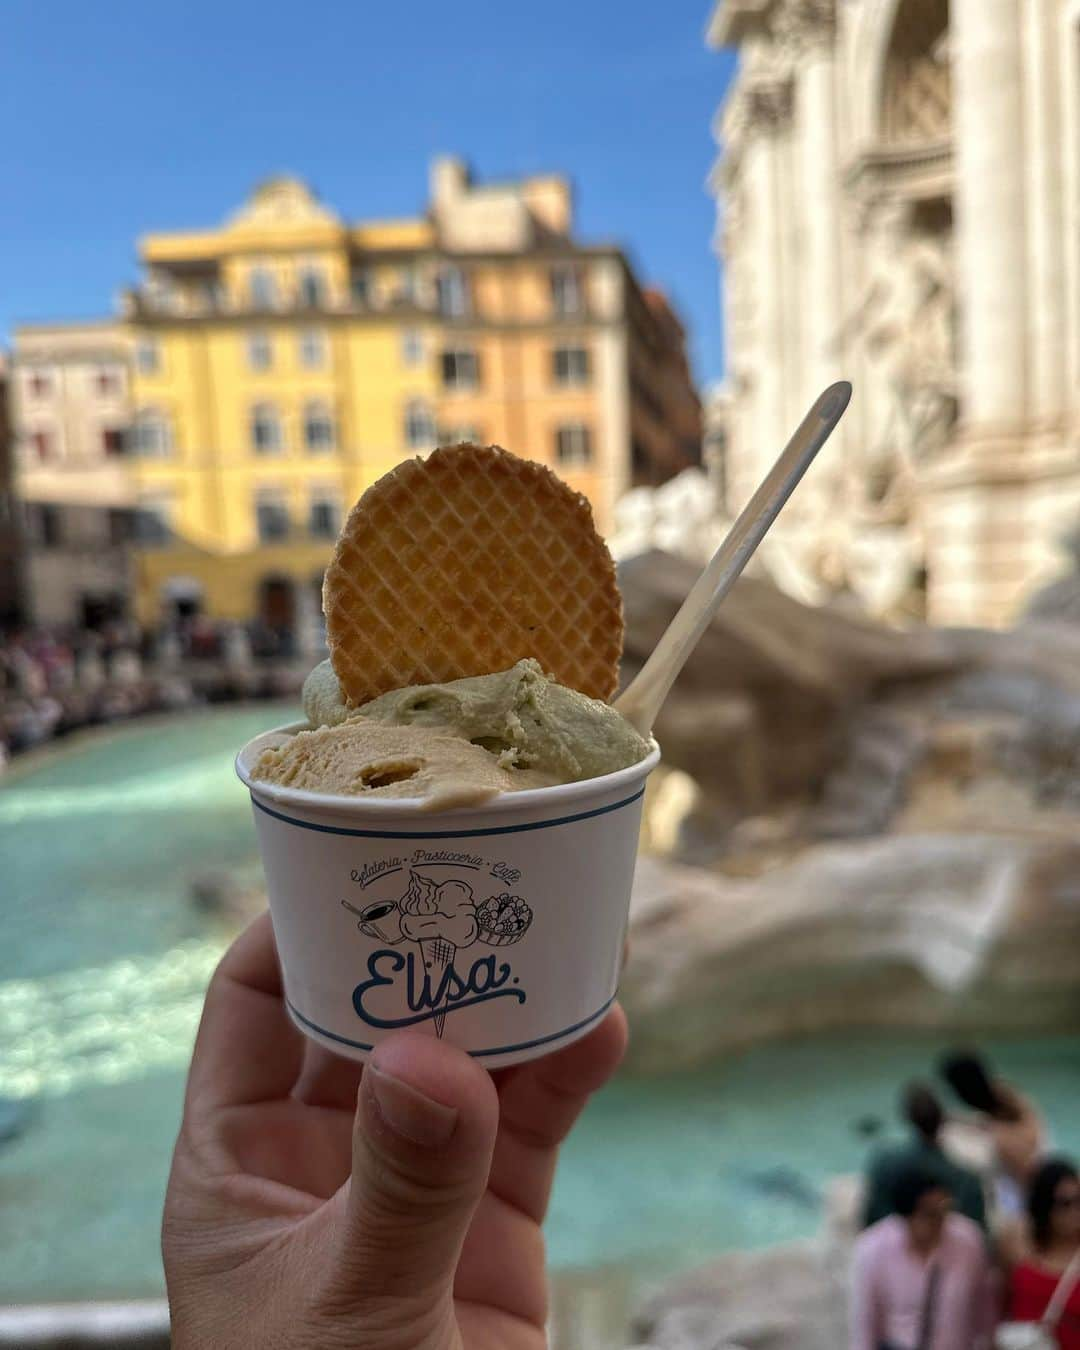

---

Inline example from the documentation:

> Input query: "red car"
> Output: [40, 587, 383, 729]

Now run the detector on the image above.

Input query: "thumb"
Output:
[328, 1033, 499, 1327]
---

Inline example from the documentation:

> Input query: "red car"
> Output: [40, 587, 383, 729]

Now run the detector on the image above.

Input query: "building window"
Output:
[308, 492, 341, 539]
[108, 508, 134, 545]
[27, 503, 63, 549]
[132, 409, 171, 457]
[551, 264, 583, 317]
[396, 265, 418, 305]
[303, 401, 335, 453]
[135, 339, 160, 374]
[555, 423, 592, 467]
[96, 367, 121, 397]
[404, 399, 436, 450]
[402, 329, 424, 366]
[30, 429, 55, 462]
[134, 497, 173, 547]
[439, 424, 481, 446]
[435, 266, 469, 318]
[102, 427, 127, 457]
[299, 328, 326, 369]
[553, 345, 590, 386]
[250, 266, 276, 310]
[298, 267, 325, 308]
[351, 269, 371, 306]
[197, 277, 223, 310]
[27, 370, 53, 399]
[441, 348, 480, 390]
[247, 330, 273, 371]
[251, 403, 283, 455]
[255, 493, 290, 543]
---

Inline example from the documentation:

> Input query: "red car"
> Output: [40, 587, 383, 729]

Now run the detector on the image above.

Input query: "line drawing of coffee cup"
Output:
[342, 898, 404, 944]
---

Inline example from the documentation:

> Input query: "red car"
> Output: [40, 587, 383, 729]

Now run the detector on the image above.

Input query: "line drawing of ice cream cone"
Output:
[418, 934, 458, 1038]
[394, 872, 479, 1038]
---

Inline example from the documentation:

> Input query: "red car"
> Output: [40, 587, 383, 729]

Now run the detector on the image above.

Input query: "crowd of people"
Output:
[852, 1050, 1079, 1349]
[0, 617, 310, 766]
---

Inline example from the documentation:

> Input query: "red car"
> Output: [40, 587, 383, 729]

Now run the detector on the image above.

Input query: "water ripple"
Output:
[0, 941, 222, 1098]
[0, 756, 242, 823]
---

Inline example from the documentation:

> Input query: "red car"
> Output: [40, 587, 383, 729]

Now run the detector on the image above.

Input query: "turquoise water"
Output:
[2, 710, 1079, 1303]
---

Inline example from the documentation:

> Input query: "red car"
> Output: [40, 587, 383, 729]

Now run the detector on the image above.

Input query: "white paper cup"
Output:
[236, 723, 660, 1069]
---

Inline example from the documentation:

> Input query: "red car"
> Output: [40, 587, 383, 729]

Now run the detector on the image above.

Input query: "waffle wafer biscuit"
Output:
[323, 443, 623, 706]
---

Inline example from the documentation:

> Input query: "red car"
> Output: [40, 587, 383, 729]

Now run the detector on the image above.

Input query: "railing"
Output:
[131, 527, 339, 552]
[120, 287, 594, 325]
[122, 288, 441, 320]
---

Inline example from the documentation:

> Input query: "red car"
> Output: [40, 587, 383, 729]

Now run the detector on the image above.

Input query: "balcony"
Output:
[120, 285, 600, 331]
[131, 521, 341, 553]
[121, 284, 441, 322]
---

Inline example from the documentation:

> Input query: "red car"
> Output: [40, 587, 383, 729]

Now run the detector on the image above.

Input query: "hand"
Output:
[162, 913, 628, 1349]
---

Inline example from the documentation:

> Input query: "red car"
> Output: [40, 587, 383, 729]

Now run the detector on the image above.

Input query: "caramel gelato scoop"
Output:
[252, 721, 555, 809]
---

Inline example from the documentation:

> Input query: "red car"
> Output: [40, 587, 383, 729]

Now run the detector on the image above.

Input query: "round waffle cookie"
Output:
[323, 443, 623, 707]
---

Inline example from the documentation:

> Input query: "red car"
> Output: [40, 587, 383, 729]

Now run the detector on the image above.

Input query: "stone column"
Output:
[790, 2, 842, 521]
[951, 0, 1027, 433]
[743, 78, 795, 496]
[778, 2, 840, 409]
[1021, 0, 1066, 429]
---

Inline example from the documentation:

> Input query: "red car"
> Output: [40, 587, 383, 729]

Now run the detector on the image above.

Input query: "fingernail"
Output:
[367, 1066, 459, 1148]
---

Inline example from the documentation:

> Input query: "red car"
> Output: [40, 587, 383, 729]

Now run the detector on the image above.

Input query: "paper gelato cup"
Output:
[236, 723, 660, 1068]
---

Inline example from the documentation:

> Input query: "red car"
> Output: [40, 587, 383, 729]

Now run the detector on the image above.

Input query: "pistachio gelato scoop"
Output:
[301, 659, 350, 729]
[302, 657, 649, 784]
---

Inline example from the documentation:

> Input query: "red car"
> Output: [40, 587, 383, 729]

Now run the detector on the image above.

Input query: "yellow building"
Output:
[17, 157, 701, 631]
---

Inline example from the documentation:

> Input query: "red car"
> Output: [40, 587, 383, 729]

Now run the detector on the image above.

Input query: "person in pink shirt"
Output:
[851, 1161, 997, 1350]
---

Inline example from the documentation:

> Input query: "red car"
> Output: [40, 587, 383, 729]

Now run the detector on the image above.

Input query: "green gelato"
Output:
[301, 659, 349, 729]
[303, 657, 650, 784]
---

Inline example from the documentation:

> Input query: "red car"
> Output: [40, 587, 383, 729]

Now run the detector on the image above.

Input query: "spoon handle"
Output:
[614, 381, 852, 736]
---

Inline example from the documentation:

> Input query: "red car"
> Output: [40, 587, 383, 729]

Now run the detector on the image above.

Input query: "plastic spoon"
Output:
[614, 380, 852, 737]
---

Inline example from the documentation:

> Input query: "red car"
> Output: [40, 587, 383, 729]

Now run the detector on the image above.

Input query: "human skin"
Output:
[162, 913, 628, 1350]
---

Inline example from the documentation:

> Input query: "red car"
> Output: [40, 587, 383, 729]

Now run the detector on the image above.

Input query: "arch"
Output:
[846, 0, 909, 148]
[161, 575, 204, 621]
[257, 573, 297, 632]
[880, 0, 949, 145]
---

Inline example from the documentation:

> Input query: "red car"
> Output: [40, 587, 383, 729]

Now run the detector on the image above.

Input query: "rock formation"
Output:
[617, 553, 1080, 1072]
[629, 1178, 861, 1350]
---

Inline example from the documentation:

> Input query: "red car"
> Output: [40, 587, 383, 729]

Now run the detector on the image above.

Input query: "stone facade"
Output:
[708, 0, 1080, 626]
[0, 356, 25, 627]
[10, 325, 134, 627]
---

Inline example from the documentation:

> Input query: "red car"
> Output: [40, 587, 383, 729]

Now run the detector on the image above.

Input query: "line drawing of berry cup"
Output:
[476, 894, 534, 947]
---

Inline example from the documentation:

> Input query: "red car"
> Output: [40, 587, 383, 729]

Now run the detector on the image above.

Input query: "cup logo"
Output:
[343, 864, 534, 1035]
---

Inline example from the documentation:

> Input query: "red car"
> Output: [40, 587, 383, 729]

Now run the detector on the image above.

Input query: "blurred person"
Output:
[851, 1160, 996, 1350]
[1000, 1159, 1080, 1349]
[162, 913, 627, 1349]
[864, 1082, 987, 1232]
[940, 1051, 1047, 1218]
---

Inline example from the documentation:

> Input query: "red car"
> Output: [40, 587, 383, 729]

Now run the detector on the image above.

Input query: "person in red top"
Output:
[1007, 1158, 1080, 1348]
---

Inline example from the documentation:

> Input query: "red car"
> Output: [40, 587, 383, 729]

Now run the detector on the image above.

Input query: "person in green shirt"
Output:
[862, 1081, 988, 1232]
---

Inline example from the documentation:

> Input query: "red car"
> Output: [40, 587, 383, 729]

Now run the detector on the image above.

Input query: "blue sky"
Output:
[1, 0, 736, 383]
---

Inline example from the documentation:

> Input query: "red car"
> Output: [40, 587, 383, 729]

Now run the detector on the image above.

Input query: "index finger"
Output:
[184, 911, 305, 1115]
[488, 1005, 629, 1222]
